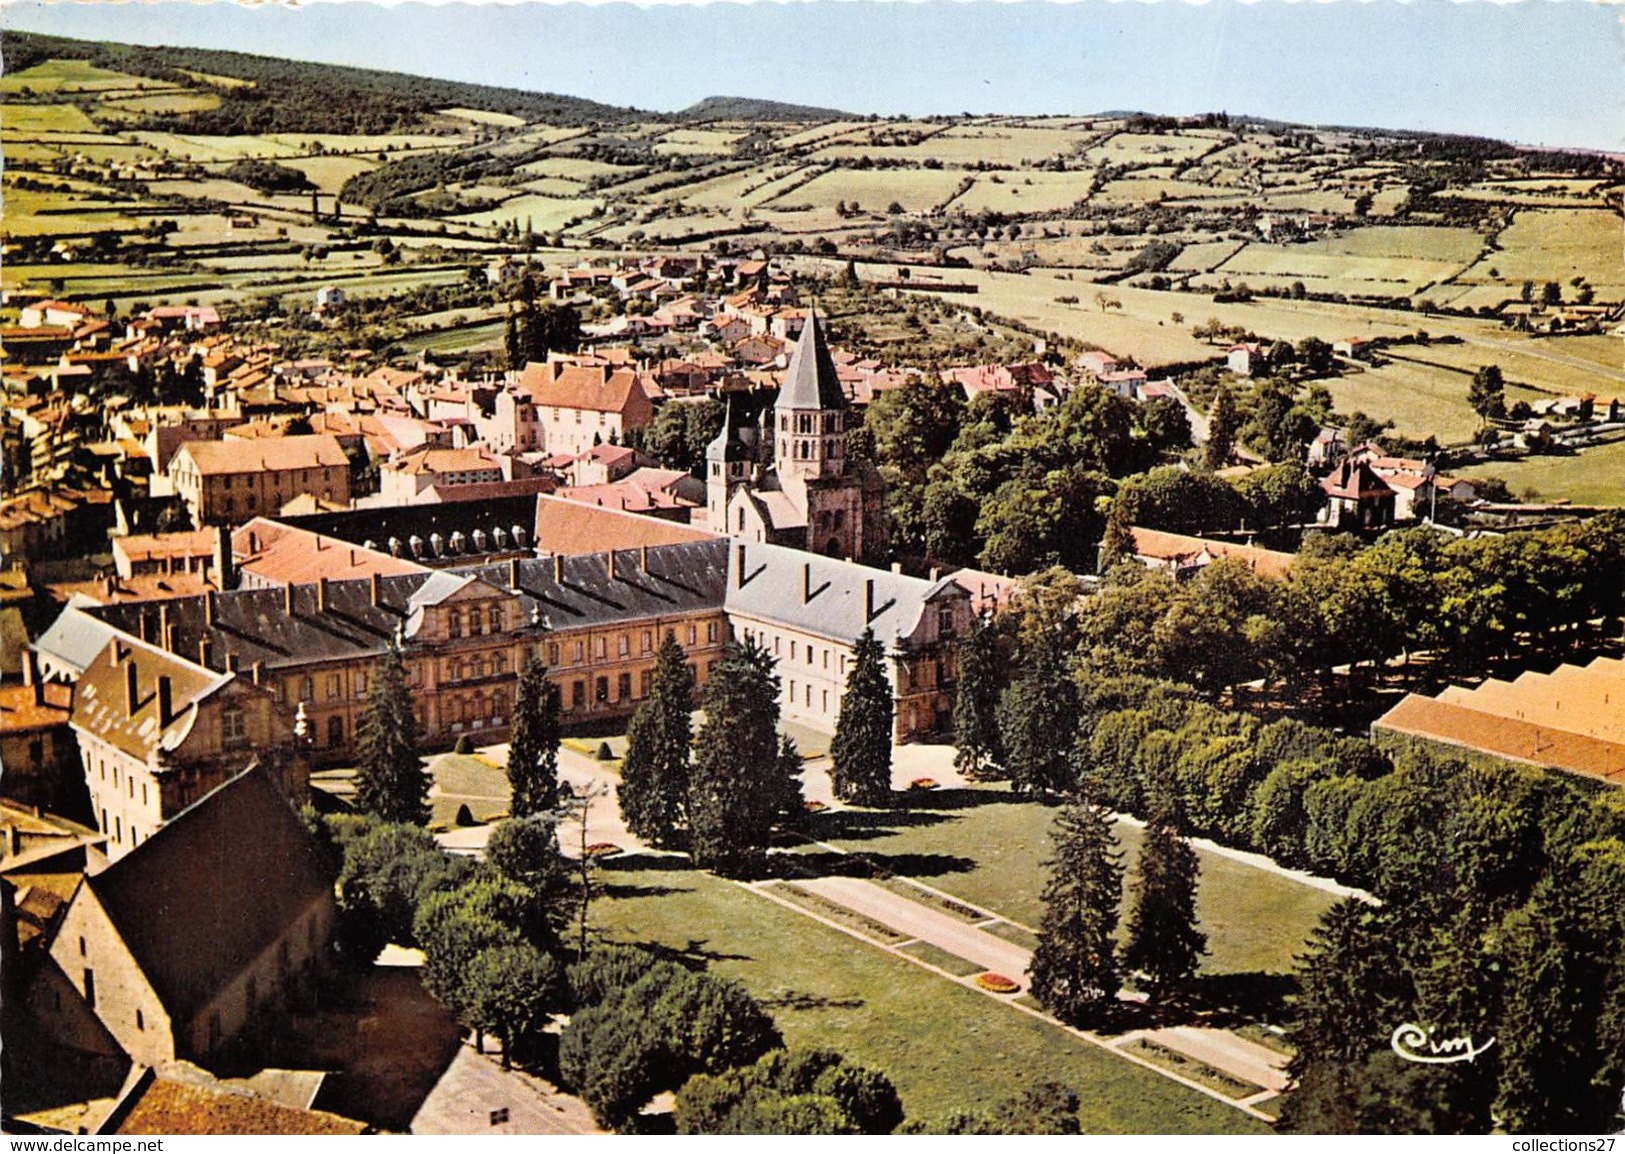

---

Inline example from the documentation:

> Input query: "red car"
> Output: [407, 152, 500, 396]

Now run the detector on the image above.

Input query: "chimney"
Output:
[284, 583, 296, 615]
[370, 572, 383, 607]
[735, 543, 747, 589]
[317, 578, 330, 613]
[865, 579, 875, 623]
[204, 590, 218, 627]
[553, 553, 564, 584]
[252, 661, 265, 685]
[607, 550, 617, 581]
[803, 563, 812, 603]
[126, 661, 139, 717]
[158, 604, 170, 649]
[640, 545, 648, 571]
[226, 653, 240, 674]
[891, 561, 902, 575]
[157, 676, 173, 728]
[929, 566, 941, 581]
[25, 651, 42, 707]
[198, 638, 214, 669]
[248, 530, 259, 553]
[508, 557, 521, 590]
[349, 548, 357, 568]
[165, 623, 178, 653]
[213, 523, 235, 591]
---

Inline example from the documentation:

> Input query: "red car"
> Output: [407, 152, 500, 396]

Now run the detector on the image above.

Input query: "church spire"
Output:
[776, 304, 846, 413]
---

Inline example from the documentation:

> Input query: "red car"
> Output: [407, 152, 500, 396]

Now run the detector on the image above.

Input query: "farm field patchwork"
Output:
[774, 167, 969, 213]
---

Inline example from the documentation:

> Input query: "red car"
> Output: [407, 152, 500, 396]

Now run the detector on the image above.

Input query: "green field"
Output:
[776, 167, 968, 213]
[591, 855, 1267, 1132]
[1469, 208, 1625, 297]
[1323, 358, 1546, 444]
[1, 103, 102, 135]
[818, 789, 1339, 977]
[1457, 438, 1625, 507]
[0, 60, 170, 94]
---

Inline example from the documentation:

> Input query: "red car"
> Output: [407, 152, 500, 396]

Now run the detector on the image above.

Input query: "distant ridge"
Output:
[677, 96, 851, 123]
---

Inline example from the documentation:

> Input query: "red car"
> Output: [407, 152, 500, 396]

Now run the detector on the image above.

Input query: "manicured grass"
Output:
[1457, 438, 1625, 507]
[817, 789, 1338, 976]
[592, 856, 1266, 1133]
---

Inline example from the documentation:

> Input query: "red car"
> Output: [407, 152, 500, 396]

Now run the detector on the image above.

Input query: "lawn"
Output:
[1456, 438, 1625, 507]
[815, 789, 1339, 977]
[590, 854, 1266, 1133]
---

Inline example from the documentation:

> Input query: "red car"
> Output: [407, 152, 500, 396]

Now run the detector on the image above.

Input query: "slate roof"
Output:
[281, 495, 542, 561]
[775, 308, 846, 413]
[70, 635, 227, 761]
[86, 539, 731, 670]
[84, 769, 334, 1023]
[724, 540, 963, 649]
[32, 597, 123, 677]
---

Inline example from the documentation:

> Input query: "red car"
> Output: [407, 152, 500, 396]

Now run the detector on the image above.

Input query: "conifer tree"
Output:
[617, 632, 694, 847]
[830, 628, 894, 807]
[952, 614, 1003, 780]
[1097, 505, 1135, 573]
[1205, 384, 1238, 471]
[1028, 794, 1124, 1026]
[688, 639, 782, 878]
[508, 654, 561, 818]
[998, 636, 1078, 796]
[354, 642, 430, 825]
[1123, 788, 1207, 996]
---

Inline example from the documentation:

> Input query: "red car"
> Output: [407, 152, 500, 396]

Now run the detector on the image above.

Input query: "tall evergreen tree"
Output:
[508, 654, 561, 817]
[952, 614, 1003, 780]
[1097, 505, 1135, 573]
[830, 629, 894, 807]
[1204, 384, 1238, 471]
[1123, 788, 1207, 996]
[689, 639, 783, 878]
[354, 642, 430, 825]
[617, 632, 694, 848]
[1028, 794, 1124, 1026]
[998, 636, 1078, 796]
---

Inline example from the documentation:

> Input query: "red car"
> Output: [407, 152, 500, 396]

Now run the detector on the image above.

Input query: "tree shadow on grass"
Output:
[762, 848, 977, 883]
[816, 807, 958, 842]
[896, 786, 1020, 812]
[597, 851, 694, 873]
[757, 989, 866, 1012]
[599, 882, 693, 901]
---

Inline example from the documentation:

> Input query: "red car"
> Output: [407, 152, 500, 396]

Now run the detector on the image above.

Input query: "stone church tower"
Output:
[712, 309, 887, 563]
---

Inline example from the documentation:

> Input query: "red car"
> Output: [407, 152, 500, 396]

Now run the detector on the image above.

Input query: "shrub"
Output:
[597, 740, 615, 761]
[454, 803, 475, 827]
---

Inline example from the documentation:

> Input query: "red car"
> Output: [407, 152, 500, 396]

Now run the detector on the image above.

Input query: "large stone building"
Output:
[167, 435, 352, 526]
[723, 541, 971, 741]
[68, 629, 299, 860]
[516, 361, 657, 458]
[44, 540, 731, 766]
[707, 311, 887, 564]
[36, 769, 334, 1071]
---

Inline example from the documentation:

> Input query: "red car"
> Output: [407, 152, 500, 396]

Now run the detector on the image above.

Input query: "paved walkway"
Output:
[410, 1040, 605, 1136]
[1121, 1026, 1290, 1094]
[792, 875, 1031, 977]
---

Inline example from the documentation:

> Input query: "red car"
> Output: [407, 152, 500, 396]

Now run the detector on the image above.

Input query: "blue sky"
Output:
[2, 1, 1619, 150]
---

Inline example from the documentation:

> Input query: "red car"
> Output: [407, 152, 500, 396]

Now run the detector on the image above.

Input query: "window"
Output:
[707, 622, 718, 643]
[79, 936, 86, 957]
[641, 669, 653, 697]
[618, 634, 630, 657]
[822, 689, 830, 712]
[573, 641, 585, 663]
[641, 631, 652, 654]
[449, 611, 463, 639]
[790, 640, 797, 660]
[736, 507, 745, 532]
[449, 660, 463, 683]
[327, 674, 341, 701]
[808, 647, 815, 666]
[789, 680, 796, 704]
[595, 677, 609, 703]
[488, 606, 502, 633]
[136, 1008, 144, 1031]
[595, 637, 607, 660]
[824, 649, 830, 670]
[83, 969, 95, 1010]
[328, 715, 344, 748]
[299, 677, 314, 702]
[142, 783, 147, 805]
[548, 643, 560, 666]
[617, 673, 632, 701]
[572, 681, 585, 708]
[686, 625, 698, 646]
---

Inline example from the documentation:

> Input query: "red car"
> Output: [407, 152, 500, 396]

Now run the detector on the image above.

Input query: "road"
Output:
[410, 1041, 605, 1135]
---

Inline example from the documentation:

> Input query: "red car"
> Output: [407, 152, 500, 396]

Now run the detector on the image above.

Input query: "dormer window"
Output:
[448, 611, 463, 639]
[222, 705, 247, 746]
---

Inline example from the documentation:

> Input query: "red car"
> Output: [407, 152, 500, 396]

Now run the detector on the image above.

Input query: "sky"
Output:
[2, 0, 1620, 150]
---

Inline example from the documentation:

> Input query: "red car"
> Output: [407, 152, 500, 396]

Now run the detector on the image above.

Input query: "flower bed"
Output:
[583, 842, 623, 858]
[974, 972, 1021, 994]
[908, 777, 939, 791]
